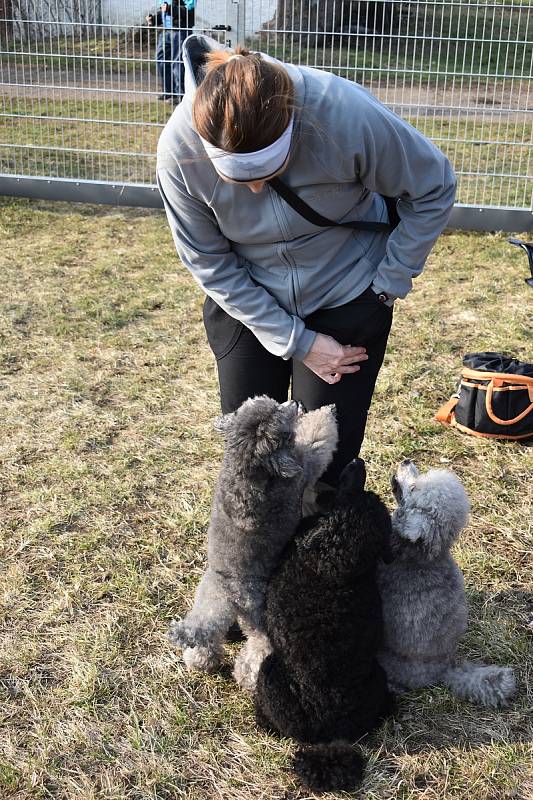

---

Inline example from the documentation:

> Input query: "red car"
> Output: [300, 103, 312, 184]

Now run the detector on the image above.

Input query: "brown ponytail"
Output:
[192, 46, 294, 153]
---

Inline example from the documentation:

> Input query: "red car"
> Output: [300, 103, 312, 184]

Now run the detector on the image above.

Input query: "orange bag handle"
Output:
[485, 378, 533, 426]
[462, 367, 533, 386]
[435, 396, 458, 425]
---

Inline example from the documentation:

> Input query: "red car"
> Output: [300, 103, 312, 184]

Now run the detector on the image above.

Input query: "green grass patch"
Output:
[0, 97, 164, 184]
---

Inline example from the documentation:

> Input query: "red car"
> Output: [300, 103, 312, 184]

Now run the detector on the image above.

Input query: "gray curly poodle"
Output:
[377, 460, 517, 707]
[169, 395, 338, 688]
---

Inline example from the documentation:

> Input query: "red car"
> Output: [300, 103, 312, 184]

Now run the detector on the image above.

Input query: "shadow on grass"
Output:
[175, 586, 531, 758]
[363, 588, 532, 757]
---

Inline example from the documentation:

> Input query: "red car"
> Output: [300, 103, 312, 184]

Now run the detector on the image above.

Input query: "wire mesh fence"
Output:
[1, 1, 532, 215]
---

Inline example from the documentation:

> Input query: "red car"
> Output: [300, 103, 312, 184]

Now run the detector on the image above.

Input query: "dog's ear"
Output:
[263, 450, 303, 479]
[390, 474, 402, 503]
[253, 402, 302, 477]
[336, 458, 366, 505]
[360, 495, 395, 566]
[213, 412, 235, 436]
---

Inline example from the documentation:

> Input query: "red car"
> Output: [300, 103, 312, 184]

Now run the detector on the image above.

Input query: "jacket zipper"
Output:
[269, 186, 300, 316]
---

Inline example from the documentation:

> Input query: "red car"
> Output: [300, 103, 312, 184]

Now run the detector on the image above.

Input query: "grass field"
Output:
[0, 197, 531, 800]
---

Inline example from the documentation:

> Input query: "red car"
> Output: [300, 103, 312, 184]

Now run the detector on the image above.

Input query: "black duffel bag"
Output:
[436, 352, 533, 441]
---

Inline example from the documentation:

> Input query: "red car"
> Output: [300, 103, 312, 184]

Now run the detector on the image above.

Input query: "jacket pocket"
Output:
[360, 286, 393, 316]
[202, 296, 244, 360]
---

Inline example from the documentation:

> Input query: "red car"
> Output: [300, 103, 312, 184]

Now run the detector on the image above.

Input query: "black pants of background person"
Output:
[203, 286, 393, 486]
[156, 28, 190, 101]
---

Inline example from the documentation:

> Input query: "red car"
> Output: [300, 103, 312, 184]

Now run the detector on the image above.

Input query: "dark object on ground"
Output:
[508, 238, 533, 287]
[254, 458, 394, 792]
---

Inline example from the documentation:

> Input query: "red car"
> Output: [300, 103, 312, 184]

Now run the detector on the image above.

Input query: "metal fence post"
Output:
[225, 0, 246, 49]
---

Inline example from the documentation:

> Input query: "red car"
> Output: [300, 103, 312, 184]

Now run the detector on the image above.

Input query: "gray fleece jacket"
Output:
[157, 35, 456, 361]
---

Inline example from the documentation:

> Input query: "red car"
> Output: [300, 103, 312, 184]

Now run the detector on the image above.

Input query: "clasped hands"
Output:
[302, 333, 368, 385]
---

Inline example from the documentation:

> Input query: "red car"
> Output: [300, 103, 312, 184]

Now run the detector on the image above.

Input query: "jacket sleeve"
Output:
[350, 89, 457, 301]
[156, 165, 316, 361]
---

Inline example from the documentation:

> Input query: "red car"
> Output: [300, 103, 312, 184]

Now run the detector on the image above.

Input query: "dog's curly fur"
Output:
[254, 459, 395, 792]
[377, 460, 517, 707]
[168, 396, 338, 687]
[293, 741, 365, 793]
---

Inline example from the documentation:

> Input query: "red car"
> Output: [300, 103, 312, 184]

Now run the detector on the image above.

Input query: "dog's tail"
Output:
[292, 740, 366, 793]
[443, 662, 516, 707]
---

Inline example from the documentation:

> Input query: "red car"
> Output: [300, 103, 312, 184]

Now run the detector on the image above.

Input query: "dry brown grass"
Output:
[0, 198, 531, 799]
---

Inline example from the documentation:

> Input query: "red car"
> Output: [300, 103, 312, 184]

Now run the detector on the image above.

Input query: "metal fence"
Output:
[1, 1, 532, 230]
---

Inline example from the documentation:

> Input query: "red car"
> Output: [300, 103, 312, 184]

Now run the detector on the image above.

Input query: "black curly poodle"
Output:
[254, 458, 395, 792]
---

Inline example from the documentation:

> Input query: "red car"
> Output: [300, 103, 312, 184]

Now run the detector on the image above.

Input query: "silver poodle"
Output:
[169, 395, 338, 689]
[377, 460, 517, 707]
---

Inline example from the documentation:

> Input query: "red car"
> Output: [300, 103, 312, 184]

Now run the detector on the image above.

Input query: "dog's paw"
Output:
[233, 634, 272, 692]
[233, 662, 258, 692]
[296, 406, 338, 448]
[183, 646, 222, 673]
[477, 665, 517, 707]
[168, 619, 211, 649]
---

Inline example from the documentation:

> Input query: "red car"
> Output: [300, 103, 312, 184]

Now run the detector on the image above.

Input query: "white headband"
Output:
[199, 116, 294, 182]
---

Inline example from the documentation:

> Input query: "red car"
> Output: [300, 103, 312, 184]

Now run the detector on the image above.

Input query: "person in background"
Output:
[146, 1, 196, 104]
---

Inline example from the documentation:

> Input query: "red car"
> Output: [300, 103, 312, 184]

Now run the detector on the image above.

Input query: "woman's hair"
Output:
[192, 46, 294, 153]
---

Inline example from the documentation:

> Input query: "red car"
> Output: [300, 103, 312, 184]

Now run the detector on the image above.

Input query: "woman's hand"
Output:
[302, 333, 368, 385]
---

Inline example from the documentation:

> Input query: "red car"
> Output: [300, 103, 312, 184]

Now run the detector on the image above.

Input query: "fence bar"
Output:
[0, 174, 163, 207]
[2, 174, 533, 233]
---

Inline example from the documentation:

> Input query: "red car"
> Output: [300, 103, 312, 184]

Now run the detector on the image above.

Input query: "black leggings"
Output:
[203, 287, 393, 485]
